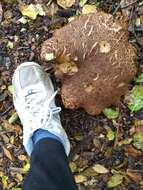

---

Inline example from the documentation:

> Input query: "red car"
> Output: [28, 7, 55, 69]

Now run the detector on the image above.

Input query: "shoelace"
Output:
[25, 90, 61, 128]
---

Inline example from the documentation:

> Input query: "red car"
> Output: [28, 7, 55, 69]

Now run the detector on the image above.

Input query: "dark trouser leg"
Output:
[23, 138, 78, 190]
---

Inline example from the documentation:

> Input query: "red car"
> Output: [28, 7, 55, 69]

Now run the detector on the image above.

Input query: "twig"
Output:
[113, 3, 121, 16]
[0, 104, 13, 117]
[113, 0, 141, 16]
[121, 0, 140, 9]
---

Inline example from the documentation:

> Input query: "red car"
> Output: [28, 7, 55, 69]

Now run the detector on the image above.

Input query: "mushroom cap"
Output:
[41, 12, 136, 115]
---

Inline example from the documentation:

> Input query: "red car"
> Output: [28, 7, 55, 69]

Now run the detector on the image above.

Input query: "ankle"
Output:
[32, 129, 63, 145]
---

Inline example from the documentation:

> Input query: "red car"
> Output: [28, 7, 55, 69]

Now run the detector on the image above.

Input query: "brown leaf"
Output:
[126, 169, 143, 182]
[18, 154, 27, 161]
[3, 147, 14, 161]
[124, 145, 142, 158]
[0, 2, 3, 23]
[3, 120, 22, 134]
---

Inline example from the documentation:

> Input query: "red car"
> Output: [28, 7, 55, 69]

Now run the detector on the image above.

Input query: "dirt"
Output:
[0, 0, 143, 190]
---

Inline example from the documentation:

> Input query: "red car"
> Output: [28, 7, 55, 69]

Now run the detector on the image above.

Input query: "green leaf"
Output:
[1, 175, 8, 189]
[133, 132, 143, 151]
[11, 188, 22, 190]
[135, 73, 143, 83]
[69, 162, 77, 173]
[107, 128, 115, 141]
[131, 85, 143, 99]
[125, 85, 143, 112]
[81, 167, 97, 177]
[80, 0, 88, 6]
[23, 161, 30, 172]
[8, 112, 18, 124]
[8, 85, 14, 95]
[103, 108, 119, 119]
[107, 174, 124, 188]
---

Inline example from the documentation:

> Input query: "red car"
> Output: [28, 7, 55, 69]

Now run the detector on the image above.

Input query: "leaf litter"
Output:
[0, 0, 143, 189]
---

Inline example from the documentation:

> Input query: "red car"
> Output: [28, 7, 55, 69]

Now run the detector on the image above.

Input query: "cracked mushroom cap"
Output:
[41, 12, 136, 115]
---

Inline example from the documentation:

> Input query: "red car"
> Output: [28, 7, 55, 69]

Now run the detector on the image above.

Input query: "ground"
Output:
[0, 0, 143, 189]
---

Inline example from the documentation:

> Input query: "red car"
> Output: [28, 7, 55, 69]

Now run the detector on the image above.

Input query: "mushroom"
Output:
[41, 12, 136, 115]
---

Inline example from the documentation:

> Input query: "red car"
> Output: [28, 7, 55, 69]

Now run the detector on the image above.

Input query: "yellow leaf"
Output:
[23, 161, 30, 172]
[1, 175, 8, 189]
[20, 4, 38, 20]
[82, 4, 97, 14]
[57, 0, 76, 9]
[93, 164, 109, 174]
[74, 175, 87, 183]
[69, 162, 77, 173]
[16, 173, 23, 182]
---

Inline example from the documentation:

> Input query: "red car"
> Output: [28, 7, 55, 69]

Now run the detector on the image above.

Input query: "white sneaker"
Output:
[12, 62, 70, 156]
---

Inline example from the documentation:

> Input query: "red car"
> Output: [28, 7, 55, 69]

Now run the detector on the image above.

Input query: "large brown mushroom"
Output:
[41, 12, 136, 115]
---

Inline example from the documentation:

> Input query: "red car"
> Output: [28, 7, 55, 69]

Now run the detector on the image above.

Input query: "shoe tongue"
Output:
[19, 66, 44, 89]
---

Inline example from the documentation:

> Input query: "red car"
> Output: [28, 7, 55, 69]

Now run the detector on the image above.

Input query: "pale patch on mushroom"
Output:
[45, 53, 55, 61]
[84, 83, 93, 93]
[58, 61, 78, 75]
[99, 41, 111, 53]
[117, 82, 126, 88]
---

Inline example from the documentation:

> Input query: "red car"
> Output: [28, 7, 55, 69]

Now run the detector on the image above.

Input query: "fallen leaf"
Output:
[103, 108, 119, 119]
[107, 128, 115, 141]
[18, 17, 29, 24]
[124, 145, 141, 158]
[20, 4, 38, 20]
[18, 155, 27, 161]
[126, 169, 142, 182]
[20, 4, 45, 20]
[82, 4, 97, 14]
[8, 112, 18, 124]
[15, 173, 23, 182]
[3, 147, 14, 161]
[0, 3, 3, 23]
[81, 167, 97, 177]
[125, 85, 143, 112]
[1, 175, 8, 189]
[135, 73, 143, 83]
[93, 164, 109, 174]
[74, 175, 87, 183]
[8, 85, 14, 95]
[0, 171, 4, 177]
[118, 138, 132, 146]
[7, 41, 14, 49]
[80, 0, 88, 6]
[107, 174, 124, 188]
[140, 181, 143, 187]
[23, 161, 30, 172]
[3, 121, 22, 134]
[57, 0, 76, 9]
[69, 162, 77, 173]
[74, 134, 84, 141]
[35, 4, 45, 16]
[136, 17, 141, 27]
[133, 132, 143, 151]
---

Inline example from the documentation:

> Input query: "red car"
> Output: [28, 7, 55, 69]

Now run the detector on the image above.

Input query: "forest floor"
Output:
[0, 0, 143, 189]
